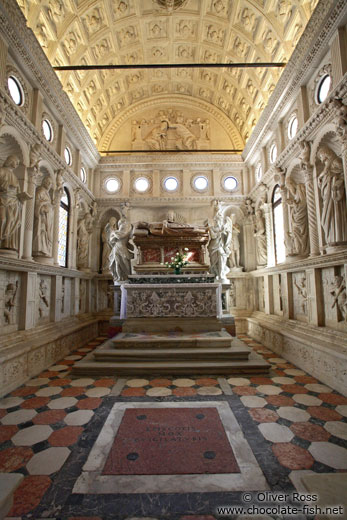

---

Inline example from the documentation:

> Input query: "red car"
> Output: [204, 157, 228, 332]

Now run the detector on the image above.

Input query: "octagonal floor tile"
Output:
[36, 387, 62, 397]
[197, 386, 222, 396]
[266, 395, 295, 407]
[272, 443, 314, 470]
[0, 397, 23, 409]
[48, 426, 83, 446]
[86, 387, 110, 398]
[26, 447, 70, 475]
[309, 442, 347, 469]
[146, 387, 172, 397]
[324, 421, 347, 440]
[305, 383, 332, 393]
[284, 369, 305, 376]
[12, 425, 52, 446]
[8, 475, 51, 517]
[227, 377, 250, 386]
[172, 387, 197, 397]
[49, 365, 67, 372]
[20, 397, 49, 409]
[290, 422, 330, 442]
[69, 378, 95, 387]
[48, 397, 77, 409]
[292, 394, 322, 406]
[233, 386, 257, 396]
[258, 422, 294, 443]
[122, 388, 146, 397]
[240, 396, 267, 408]
[0, 424, 18, 443]
[32, 410, 67, 425]
[277, 407, 310, 423]
[272, 377, 295, 385]
[336, 405, 347, 417]
[249, 408, 279, 423]
[1, 409, 37, 425]
[256, 385, 282, 396]
[126, 379, 149, 388]
[318, 393, 347, 405]
[0, 446, 33, 472]
[64, 410, 94, 426]
[307, 406, 342, 421]
[172, 378, 195, 387]
[25, 378, 50, 387]
[76, 398, 101, 410]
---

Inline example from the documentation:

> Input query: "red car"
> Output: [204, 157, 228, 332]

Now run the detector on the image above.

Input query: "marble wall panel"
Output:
[0, 270, 21, 334]
[79, 279, 87, 313]
[143, 248, 161, 263]
[257, 277, 265, 312]
[36, 275, 51, 324]
[292, 271, 308, 322]
[28, 346, 46, 376]
[164, 247, 179, 263]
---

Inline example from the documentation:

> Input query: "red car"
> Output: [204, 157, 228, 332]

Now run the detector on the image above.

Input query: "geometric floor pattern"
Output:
[0, 333, 346, 519]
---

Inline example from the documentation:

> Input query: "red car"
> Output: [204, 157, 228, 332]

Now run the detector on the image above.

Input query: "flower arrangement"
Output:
[165, 248, 190, 274]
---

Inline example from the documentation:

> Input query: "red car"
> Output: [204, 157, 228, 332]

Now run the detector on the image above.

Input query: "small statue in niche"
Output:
[33, 176, 54, 257]
[285, 177, 309, 256]
[77, 212, 94, 269]
[294, 276, 308, 315]
[245, 197, 254, 216]
[0, 155, 30, 252]
[4, 280, 18, 324]
[101, 216, 117, 272]
[253, 209, 267, 266]
[229, 217, 241, 270]
[38, 279, 49, 317]
[207, 205, 232, 282]
[330, 274, 347, 322]
[107, 216, 134, 283]
[317, 144, 347, 246]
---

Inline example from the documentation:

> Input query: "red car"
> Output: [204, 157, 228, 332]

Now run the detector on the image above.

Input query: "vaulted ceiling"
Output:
[17, 0, 318, 150]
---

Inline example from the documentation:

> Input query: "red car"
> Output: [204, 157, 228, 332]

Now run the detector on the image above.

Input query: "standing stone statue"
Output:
[285, 177, 309, 256]
[0, 155, 27, 253]
[254, 208, 267, 266]
[229, 216, 241, 270]
[33, 176, 54, 257]
[77, 212, 94, 270]
[207, 208, 232, 282]
[330, 274, 347, 322]
[101, 216, 117, 272]
[317, 145, 347, 246]
[107, 216, 134, 283]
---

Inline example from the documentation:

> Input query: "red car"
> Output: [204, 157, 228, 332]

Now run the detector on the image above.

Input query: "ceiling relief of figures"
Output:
[17, 0, 317, 151]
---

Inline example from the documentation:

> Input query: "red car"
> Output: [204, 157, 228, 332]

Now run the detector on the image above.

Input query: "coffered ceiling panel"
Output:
[17, 0, 318, 150]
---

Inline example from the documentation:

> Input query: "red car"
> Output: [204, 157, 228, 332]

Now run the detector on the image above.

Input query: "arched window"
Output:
[272, 185, 285, 264]
[58, 188, 70, 267]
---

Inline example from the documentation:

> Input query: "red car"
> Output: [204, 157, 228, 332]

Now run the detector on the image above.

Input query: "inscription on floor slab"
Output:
[102, 407, 240, 475]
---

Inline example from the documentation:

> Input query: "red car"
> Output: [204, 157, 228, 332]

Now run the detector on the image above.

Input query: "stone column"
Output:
[263, 203, 275, 267]
[299, 140, 320, 257]
[22, 167, 38, 261]
[277, 173, 291, 259]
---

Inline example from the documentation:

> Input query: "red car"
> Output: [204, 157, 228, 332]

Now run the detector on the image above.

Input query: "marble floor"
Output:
[0, 334, 347, 520]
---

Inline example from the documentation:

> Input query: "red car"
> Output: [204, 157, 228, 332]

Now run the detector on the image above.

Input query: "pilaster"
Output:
[282, 272, 294, 320]
[263, 203, 275, 267]
[152, 169, 160, 197]
[264, 274, 274, 315]
[306, 268, 324, 326]
[31, 89, 43, 130]
[51, 275, 62, 322]
[19, 272, 37, 330]
[0, 36, 8, 85]
[330, 27, 347, 86]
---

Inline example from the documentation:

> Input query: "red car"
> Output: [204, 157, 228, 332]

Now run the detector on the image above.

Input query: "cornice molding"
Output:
[243, 0, 346, 162]
[99, 153, 243, 167]
[0, 256, 94, 278]
[0, 0, 99, 166]
[96, 195, 246, 206]
[250, 250, 347, 275]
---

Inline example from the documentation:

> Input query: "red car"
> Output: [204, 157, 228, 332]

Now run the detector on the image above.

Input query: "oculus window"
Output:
[64, 146, 72, 166]
[223, 176, 238, 191]
[42, 119, 53, 142]
[193, 176, 208, 191]
[134, 177, 150, 193]
[105, 178, 120, 193]
[316, 74, 331, 104]
[164, 177, 179, 192]
[288, 114, 298, 140]
[8, 75, 24, 106]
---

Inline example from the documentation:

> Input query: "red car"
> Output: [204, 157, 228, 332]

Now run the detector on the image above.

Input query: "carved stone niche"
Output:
[292, 271, 308, 322]
[322, 266, 347, 331]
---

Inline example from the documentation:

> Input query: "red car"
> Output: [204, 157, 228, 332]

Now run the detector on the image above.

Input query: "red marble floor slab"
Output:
[102, 407, 240, 476]
[8, 475, 51, 516]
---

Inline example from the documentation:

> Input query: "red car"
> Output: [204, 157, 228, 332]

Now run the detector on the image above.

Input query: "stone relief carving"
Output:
[107, 215, 134, 283]
[285, 177, 309, 257]
[126, 286, 217, 318]
[254, 208, 267, 266]
[4, 280, 18, 325]
[0, 155, 29, 254]
[331, 98, 347, 143]
[240, 7, 256, 33]
[132, 110, 210, 151]
[154, 0, 188, 13]
[33, 176, 54, 258]
[330, 274, 347, 322]
[294, 275, 308, 315]
[317, 144, 347, 247]
[38, 278, 49, 318]
[47, 0, 65, 24]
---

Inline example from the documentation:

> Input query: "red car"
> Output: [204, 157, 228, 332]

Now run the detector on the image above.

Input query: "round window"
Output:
[288, 114, 298, 140]
[193, 176, 208, 191]
[105, 178, 120, 193]
[223, 176, 238, 191]
[316, 74, 331, 104]
[80, 167, 87, 183]
[164, 177, 178, 191]
[134, 177, 149, 193]
[64, 146, 72, 166]
[255, 163, 262, 182]
[270, 143, 277, 163]
[42, 119, 53, 142]
[8, 75, 24, 106]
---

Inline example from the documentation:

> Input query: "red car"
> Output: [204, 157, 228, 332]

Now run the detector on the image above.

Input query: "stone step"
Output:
[72, 358, 270, 376]
[111, 331, 232, 349]
[94, 345, 250, 362]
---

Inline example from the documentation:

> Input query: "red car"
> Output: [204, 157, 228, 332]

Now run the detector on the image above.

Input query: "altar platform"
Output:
[73, 274, 269, 376]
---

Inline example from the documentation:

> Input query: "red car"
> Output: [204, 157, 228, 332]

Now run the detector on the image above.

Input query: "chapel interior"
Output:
[1, 0, 347, 519]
